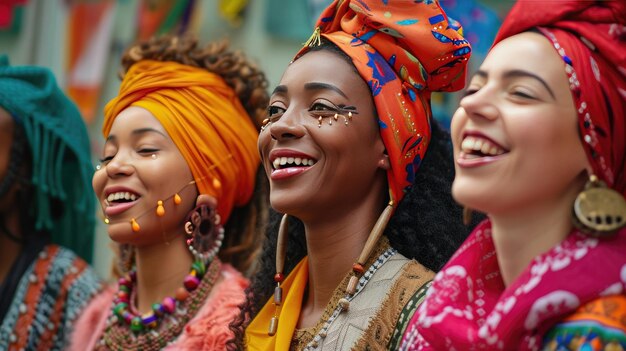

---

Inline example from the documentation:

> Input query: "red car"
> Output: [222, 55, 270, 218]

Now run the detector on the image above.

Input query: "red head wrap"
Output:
[493, 0, 626, 195]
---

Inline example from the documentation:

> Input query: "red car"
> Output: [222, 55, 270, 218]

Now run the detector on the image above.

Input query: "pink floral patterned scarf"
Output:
[402, 220, 626, 350]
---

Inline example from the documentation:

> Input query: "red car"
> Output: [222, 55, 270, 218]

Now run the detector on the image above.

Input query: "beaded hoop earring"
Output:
[184, 202, 224, 262]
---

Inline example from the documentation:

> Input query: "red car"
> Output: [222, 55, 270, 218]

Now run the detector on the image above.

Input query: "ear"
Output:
[196, 194, 217, 208]
[377, 154, 390, 171]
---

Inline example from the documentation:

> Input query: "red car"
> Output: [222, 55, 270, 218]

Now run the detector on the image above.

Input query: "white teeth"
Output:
[107, 191, 138, 202]
[481, 143, 491, 155]
[271, 157, 317, 169]
[461, 136, 505, 156]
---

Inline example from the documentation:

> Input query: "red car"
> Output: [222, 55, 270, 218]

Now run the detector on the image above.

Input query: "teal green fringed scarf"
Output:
[0, 56, 95, 262]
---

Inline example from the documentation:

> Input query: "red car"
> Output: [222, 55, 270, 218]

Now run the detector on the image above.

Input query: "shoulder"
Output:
[357, 255, 434, 350]
[387, 259, 434, 351]
[164, 263, 249, 351]
[542, 294, 626, 351]
[67, 286, 116, 351]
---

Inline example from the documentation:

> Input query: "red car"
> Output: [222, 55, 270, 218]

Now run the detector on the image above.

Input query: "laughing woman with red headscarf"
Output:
[400, 1, 626, 350]
[243, 0, 472, 350]
[69, 35, 269, 351]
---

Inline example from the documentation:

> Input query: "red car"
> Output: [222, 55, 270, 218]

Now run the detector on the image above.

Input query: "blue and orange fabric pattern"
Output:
[542, 295, 626, 351]
[296, 0, 471, 206]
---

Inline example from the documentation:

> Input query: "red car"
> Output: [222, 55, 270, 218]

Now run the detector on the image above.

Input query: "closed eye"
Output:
[462, 87, 480, 97]
[138, 148, 159, 154]
[99, 155, 114, 164]
[511, 90, 536, 99]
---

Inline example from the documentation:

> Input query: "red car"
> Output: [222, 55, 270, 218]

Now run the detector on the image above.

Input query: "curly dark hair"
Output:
[226, 39, 480, 349]
[116, 34, 270, 275]
[120, 34, 269, 128]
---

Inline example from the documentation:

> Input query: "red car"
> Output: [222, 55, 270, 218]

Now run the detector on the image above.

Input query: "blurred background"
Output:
[0, 0, 513, 279]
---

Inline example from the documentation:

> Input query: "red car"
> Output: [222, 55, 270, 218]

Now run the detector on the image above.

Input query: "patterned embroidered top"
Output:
[0, 244, 102, 351]
[542, 295, 626, 351]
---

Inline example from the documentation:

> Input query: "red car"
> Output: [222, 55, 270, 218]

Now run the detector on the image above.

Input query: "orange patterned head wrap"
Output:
[297, 0, 471, 205]
[104, 60, 260, 222]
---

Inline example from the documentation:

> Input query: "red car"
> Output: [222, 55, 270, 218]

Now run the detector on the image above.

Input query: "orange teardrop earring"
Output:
[131, 218, 140, 232]
[212, 178, 222, 191]
[156, 200, 165, 217]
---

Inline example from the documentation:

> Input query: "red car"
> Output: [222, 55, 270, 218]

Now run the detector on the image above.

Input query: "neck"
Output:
[297, 188, 386, 328]
[133, 234, 193, 314]
[0, 210, 22, 283]
[490, 179, 583, 287]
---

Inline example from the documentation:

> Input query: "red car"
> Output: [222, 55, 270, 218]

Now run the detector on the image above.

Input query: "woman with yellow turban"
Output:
[69, 35, 269, 351]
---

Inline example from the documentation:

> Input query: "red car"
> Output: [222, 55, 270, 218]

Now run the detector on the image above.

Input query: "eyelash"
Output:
[265, 102, 341, 122]
[511, 90, 535, 99]
[309, 102, 339, 117]
[462, 87, 536, 101]
[99, 148, 159, 164]
[462, 88, 479, 97]
[267, 105, 285, 121]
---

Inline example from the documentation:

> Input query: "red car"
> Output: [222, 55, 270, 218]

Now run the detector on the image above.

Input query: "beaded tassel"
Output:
[269, 214, 289, 336]
[338, 199, 394, 312]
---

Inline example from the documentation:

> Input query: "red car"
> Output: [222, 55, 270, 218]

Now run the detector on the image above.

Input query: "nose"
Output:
[458, 87, 499, 122]
[105, 151, 135, 178]
[269, 108, 306, 141]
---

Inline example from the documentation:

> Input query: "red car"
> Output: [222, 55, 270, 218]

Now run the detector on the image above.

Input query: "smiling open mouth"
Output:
[460, 136, 508, 159]
[271, 156, 317, 170]
[106, 191, 139, 204]
[104, 190, 141, 217]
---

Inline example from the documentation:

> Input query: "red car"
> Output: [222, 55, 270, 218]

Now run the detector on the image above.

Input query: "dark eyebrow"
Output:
[304, 82, 348, 99]
[105, 128, 167, 142]
[474, 69, 556, 99]
[272, 85, 288, 95]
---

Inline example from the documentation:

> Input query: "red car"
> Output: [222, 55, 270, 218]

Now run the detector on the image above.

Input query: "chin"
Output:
[269, 190, 312, 217]
[107, 223, 137, 244]
[452, 180, 494, 214]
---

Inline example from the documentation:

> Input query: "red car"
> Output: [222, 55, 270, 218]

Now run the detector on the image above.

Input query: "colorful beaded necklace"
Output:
[95, 258, 221, 351]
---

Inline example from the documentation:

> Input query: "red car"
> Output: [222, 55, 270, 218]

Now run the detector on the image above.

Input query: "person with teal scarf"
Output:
[0, 56, 102, 350]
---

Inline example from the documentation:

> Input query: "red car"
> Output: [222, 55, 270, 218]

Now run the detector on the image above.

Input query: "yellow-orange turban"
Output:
[103, 60, 259, 222]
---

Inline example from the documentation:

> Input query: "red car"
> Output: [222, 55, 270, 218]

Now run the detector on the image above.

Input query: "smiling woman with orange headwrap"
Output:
[69, 35, 269, 351]
[242, 0, 472, 350]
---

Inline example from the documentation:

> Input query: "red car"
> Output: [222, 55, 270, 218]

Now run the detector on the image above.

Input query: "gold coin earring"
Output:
[572, 174, 626, 237]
